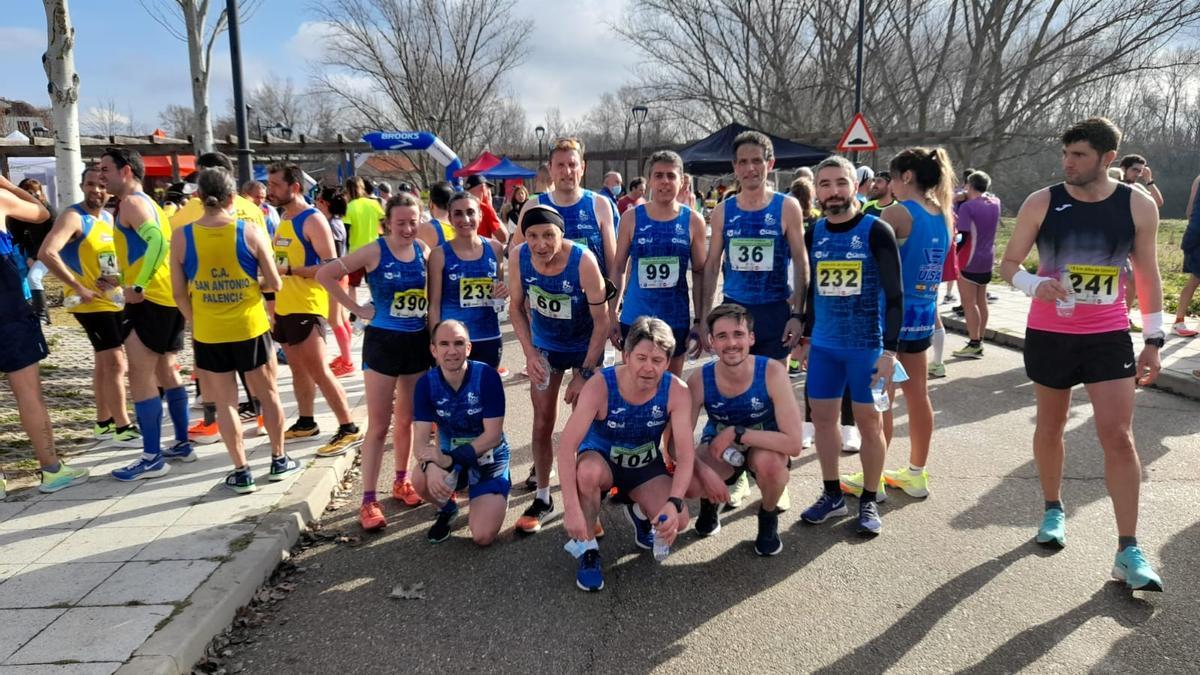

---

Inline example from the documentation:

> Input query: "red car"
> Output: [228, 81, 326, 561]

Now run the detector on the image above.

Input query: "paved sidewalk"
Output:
[0, 343, 365, 674]
[939, 285, 1200, 399]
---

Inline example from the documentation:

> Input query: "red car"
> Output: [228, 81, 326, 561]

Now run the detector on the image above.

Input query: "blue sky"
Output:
[3, 0, 634, 131]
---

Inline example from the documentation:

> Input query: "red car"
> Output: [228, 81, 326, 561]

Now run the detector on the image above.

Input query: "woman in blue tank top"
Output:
[318, 193, 433, 531]
[610, 150, 709, 376]
[555, 317, 697, 592]
[428, 192, 509, 369]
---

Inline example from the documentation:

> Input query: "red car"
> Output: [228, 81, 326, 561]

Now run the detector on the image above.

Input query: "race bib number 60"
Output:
[610, 441, 659, 468]
[729, 237, 774, 272]
[529, 285, 572, 320]
[391, 288, 428, 318]
[816, 260, 863, 296]
[1063, 264, 1119, 305]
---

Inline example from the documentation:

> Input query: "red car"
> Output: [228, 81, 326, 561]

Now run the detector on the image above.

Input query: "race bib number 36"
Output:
[1064, 264, 1119, 305]
[729, 237, 774, 272]
[529, 285, 572, 320]
[610, 441, 659, 468]
[459, 277, 493, 308]
[816, 260, 863, 296]
[638, 256, 680, 289]
[391, 289, 428, 318]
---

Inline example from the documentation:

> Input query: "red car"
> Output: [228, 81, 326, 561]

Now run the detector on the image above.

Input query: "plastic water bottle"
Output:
[62, 295, 83, 309]
[603, 343, 616, 368]
[534, 352, 552, 391]
[872, 380, 891, 412]
[109, 289, 126, 308]
[721, 446, 746, 467]
[652, 514, 670, 562]
[443, 467, 460, 489]
[1056, 291, 1075, 318]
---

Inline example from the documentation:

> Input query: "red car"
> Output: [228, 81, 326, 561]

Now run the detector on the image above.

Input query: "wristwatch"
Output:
[667, 496, 684, 513]
[578, 366, 595, 380]
[1144, 332, 1165, 348]
[733, 425, 747, 446]
[132, 284, 144, 295]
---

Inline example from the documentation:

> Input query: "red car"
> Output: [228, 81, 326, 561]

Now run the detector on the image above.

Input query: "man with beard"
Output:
[862, 171, 894, 217]
[1001, 117, 1164, 591]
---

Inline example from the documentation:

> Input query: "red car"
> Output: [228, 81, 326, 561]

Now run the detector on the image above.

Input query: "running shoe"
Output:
[253, 415, 264, 437]
[986, 291, 999, 302]
[93, 421, 115, 440]
[942, 293, 956, 304]
[112, 425, 144, 448]
[952, 343, 985, 359]
[188, 420, 221, 445]
[788, 358, 802, 378]
[330, 357, 355, 378]
[927, 362, 947, 379]
[515, 496, 554, 533]
[882, 467, 929, 498]
[951, 304, 965, 316]
[839, 471, 888, 503]
[776, 485, 791, 512]
[802, 421, 814, 449]
[1172, 322, 1198, 337]
[317, 426, 361, 457]
[269, 455, 301, 481]
[755, 507, 783, 556]
[800, 492, 848, 524]
[224, 468, 257, 494]
[1035, 508, 1066, 548]
[841, 425, 862, 453]
[38, 462, 89, 494]
[428, 502, 458, 543]
[576, 549, 604, 592]
[284, 420, 320, 440]
[111, 454, 170, 482]
[162, 440, 197, 463]
[857, 500, 882, 535]
[275, 346, 288, 365]
[696, 499, 721, 536]
[497, 366, 511, 379]
[594, 520, 606, 539]
[623, 503, 654, 550]
[523, 465, 556, 490]
[237, 402, 258, 423]
[392, 479, 423, 507]
[1129, 320, 1142, 333]
[359, 501, 387, 531]
[1112, 546, 1163, 592]
[727, 471, 750, 509]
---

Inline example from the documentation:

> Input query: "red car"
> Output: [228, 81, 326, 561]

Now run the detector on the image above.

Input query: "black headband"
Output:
[520, 204, 565, 234]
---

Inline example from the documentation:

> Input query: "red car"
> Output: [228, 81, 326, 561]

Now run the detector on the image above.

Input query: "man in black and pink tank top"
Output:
[1001, 117, 1164, 592]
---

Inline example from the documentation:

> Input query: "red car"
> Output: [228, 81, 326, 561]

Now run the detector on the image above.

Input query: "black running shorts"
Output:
[1024, 328, 1136, 390]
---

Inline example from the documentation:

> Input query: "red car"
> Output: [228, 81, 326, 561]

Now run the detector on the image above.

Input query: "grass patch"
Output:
[154, 599, 192, 632]
[228, 532, 255, 553]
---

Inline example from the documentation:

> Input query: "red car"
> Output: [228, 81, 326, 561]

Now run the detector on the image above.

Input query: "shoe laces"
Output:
[1122, 546, 1147, 567]
[860, 501, 880, 519]
[581, 549, 601, 569]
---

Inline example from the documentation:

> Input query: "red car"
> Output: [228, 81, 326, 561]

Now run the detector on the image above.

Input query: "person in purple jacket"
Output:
[952, 171, 1001, 358]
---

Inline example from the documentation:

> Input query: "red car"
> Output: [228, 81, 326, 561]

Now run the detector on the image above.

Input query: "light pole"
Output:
[226, 0, 252, 185]
[852, 0, 866, 164]
[535, 125, 546, 163]
[631, 105, 648, 177]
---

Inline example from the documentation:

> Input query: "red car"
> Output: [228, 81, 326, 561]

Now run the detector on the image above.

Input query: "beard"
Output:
[819, 197, 850, 215]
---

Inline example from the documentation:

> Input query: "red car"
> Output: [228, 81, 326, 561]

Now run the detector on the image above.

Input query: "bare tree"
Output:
[139, 0, 262, 153]
[158, 104, 195, 137]
[42, 0, 83, 206]
[80, 99, 129, 137]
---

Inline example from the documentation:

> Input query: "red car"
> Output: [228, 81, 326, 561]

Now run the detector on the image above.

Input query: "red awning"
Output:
[453, 151, 501, 178]
[142, 154, 196, 178]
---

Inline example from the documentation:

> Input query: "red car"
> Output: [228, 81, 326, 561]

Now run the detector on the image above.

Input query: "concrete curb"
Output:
[941, 312, 1200, 400]
[115, 437, 360, 675]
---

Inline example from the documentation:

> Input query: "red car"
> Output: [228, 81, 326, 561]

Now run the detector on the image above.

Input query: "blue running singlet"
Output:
[721, 192, 791, 304]
[581, 367, 672, 469]
[700, 356, 778, 441]
[440, 242, 501, 341]
[519, 243, 593, 352]
[366, 238, 427, 332]
[897, 200, 948, 342]
[620, 204, 692, 328]
[810, 214, 884, 351]
[537, 190, 608, 277]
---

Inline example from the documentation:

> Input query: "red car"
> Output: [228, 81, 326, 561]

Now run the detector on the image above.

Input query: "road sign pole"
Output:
[853, 0, 865, 163]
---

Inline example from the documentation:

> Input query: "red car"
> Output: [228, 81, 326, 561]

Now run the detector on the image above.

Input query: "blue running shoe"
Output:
[801, 492, 848, 524]
[624, 503, 654, 550]
[857, 500, 882, 536]
[1036, 508, 1066, 548]
[224, 468, 257, 494]
[268, 455, 301, 482]
[111, 454, 170, 482]
[162, 441, 197, 463]
[576, 549, 604, 592]
[428, 501, 459, 543]
[1113, 546, 1163, 592]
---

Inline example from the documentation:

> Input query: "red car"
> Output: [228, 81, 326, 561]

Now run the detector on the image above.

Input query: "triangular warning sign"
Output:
[836, 113, 878, 153]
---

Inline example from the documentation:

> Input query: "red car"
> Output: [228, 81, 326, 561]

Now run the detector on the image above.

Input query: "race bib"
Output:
[729, 237, 774, 271]
[571, 237, 590, 249]
[610, 441, 659, 469]
[637, 256, 680, 289]
[274, 252, 291, 275]
[97, 252, 119, 277]
[459, 277, 493, 308]
[816, 260, 863, 296]
[1063, 264, 1119, 305]
[529, 285, 572, 320]
[451, 436, 494, 466]
[390, 288, 428, 318]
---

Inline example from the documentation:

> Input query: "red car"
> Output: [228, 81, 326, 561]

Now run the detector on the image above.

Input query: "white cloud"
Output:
[0, 26, 43, 56]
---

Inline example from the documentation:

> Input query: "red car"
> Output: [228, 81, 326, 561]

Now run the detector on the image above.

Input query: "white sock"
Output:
[536, 486, 551, 503]
[908, 465, 924, 475]
[632, 503, 646, 519]
[931, 327, 946, 364]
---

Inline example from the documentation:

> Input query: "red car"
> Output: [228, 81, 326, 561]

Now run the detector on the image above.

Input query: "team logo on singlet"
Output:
[764, 213, 776, 226]
[468, 392, 479, 405]
[449, 273, 459, 281]
[562, 280, 572, 293]
[651, 405, 664, 418]
[751, 397, 764, 410]
[851, 236, 864, 249]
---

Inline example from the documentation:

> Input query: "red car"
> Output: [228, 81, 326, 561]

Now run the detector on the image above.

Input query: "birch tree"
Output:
[42, 0, 82, 206]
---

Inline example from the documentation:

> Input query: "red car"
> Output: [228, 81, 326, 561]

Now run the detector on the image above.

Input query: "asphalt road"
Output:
[232, 337, 1200, 673]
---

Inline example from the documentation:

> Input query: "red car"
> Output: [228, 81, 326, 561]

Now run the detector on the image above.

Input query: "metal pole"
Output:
[226, 0, 252, 186]
[852, 0, 866, 164]
[636, 123, 643, 179]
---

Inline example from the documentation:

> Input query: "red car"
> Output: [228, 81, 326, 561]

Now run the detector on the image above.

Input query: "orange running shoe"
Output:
[330, 357, 355, 378]
[188, 420, 220, 445]
[594, 520, 605, 539]
[359, 501, 387, 530]
[392, 479, 423, 507]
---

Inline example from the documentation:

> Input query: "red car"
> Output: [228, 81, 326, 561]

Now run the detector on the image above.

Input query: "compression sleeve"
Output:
[133, 221, 168, 288]
[802, 226, 816, 338]
[870, 220, 904, 351]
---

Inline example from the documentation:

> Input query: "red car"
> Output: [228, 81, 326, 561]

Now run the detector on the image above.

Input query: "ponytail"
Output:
[890, 146, 956, 239]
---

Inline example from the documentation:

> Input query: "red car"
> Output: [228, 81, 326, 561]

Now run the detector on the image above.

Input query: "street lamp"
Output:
[535, 125, 546, 163]
[631, 105, 648, 176]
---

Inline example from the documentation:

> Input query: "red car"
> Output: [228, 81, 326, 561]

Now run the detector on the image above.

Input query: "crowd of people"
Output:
[1, 114, 1191, 594]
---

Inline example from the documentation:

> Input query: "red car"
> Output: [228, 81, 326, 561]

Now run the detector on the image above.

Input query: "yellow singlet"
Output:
[273, 207, 328, 316]
[115, 192, 175, 307]
[182, 220, 270, 343]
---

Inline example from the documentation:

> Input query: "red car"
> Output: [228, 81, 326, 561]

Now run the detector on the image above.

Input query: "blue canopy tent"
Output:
[480, 157, 536, 179]
[677, 122, 829, 174]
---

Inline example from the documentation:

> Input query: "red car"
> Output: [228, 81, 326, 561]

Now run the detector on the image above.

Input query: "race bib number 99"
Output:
[729, 237, 774, 272]
[529, 285, 572, 320]
[610, 441, 659, 468]
[459, 277, 493, 308]
[816, 260, 863, 296]
[637, 256, 680, 289]
[391, 289, 428, 318]
[1064, 264, 1119, 305]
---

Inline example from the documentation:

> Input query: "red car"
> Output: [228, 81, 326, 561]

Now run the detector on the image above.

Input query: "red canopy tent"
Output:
[142, 154, 196, 178]
[453, 151, 501, 177]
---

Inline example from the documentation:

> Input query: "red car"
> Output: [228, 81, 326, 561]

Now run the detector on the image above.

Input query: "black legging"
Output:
[804, 383, 854, 426]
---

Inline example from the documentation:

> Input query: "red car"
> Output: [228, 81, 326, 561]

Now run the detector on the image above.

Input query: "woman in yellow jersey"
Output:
[170, 168, 295, 495]
[318, 193, 433, 531]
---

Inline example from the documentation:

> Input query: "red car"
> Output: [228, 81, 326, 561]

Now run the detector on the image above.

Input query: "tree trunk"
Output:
[42, 0, 83, 207]
[184, 1, 214, 153]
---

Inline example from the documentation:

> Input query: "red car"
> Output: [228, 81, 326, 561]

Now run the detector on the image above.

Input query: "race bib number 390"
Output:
[729, 237, 774, 271]
[529, 285, 572, 320]
[1063, 264, 1119, 305]
[638, 256, 680, 289]
[391, 289, 428, 318]
[459, 277, 493, 308]
[816, 260, 863, 296]
[610, 441, 659, 468]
